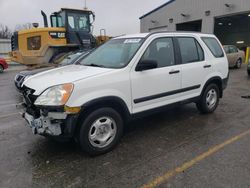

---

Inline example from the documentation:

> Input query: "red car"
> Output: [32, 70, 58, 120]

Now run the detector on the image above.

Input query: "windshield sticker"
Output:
[124, 39, 141, 44]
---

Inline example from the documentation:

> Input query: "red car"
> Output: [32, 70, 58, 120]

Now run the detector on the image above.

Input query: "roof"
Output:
[114, 32, 215, 40]
[115, 33, 150, 39]
[139, 0, 175, 20]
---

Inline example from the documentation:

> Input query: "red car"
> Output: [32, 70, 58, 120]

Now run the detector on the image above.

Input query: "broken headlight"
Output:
[34, 83, 73, 106]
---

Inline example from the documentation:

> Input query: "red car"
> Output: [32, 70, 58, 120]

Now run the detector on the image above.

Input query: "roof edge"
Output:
[139, 0, 175, 20]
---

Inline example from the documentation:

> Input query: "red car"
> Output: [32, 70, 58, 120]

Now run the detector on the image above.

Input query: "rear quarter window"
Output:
[202, 37, 224, 58]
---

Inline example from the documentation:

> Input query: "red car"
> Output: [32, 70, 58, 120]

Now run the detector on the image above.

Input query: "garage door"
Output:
[214, 12, 250, 49]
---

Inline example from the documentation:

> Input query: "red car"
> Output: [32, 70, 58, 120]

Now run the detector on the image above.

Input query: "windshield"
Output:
[67, 12, 90, 32]
[79, 38, 144, 68]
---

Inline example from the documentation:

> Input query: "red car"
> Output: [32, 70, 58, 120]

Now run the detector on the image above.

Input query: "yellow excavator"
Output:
[9, 8, 98, 65]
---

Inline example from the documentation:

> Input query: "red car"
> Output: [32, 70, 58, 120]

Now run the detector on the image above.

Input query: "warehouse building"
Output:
[140, 0, 250, 48]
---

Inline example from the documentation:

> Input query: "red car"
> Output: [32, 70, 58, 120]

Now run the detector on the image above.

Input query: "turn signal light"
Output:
[64, 106, 81, 114]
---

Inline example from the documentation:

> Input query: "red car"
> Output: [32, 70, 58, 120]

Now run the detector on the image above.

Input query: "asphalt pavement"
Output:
[0, 65, 250, 188]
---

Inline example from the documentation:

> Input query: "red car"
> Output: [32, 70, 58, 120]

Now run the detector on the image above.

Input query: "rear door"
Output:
[175, 36, 211, 99]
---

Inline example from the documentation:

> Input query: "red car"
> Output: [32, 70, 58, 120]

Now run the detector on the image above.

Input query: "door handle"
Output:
[169, 70, 180, 74]
[203, 65, 211, 68]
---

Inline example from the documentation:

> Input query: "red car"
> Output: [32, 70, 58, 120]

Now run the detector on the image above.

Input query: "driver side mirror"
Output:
[135, 60, 158, 71]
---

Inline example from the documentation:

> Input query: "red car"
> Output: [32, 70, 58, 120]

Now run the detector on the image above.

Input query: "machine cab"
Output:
[50, 8, 96, 48]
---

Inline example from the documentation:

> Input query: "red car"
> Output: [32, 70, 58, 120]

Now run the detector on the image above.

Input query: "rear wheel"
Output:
[0, 65, 3, 73]
[196, 84, 220, 114]
[78, 107, 123, 156]
[235, 59, 242, 69]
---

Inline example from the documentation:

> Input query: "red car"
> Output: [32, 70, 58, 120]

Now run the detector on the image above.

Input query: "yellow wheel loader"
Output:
[9, 8, 97, 66]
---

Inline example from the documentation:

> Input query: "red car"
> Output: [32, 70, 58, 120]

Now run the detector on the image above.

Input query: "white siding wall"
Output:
[140, 0, 250, 33]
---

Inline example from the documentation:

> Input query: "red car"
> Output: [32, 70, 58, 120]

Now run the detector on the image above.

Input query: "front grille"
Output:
[11, 32, 18, 51]
[15, 74, 25, 82]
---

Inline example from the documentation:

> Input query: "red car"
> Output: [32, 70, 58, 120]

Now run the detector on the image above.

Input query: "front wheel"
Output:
[196, 84, 220, 114]
[78, 107, 123, 156]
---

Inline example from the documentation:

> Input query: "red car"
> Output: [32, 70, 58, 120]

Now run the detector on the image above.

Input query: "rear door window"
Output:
[177, 37, 204, 64]
[202, 37, 224, 58]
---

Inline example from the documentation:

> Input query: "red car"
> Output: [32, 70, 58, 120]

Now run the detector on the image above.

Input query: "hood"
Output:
[23, 65, 113, 95]
[20, 67, 53, 76]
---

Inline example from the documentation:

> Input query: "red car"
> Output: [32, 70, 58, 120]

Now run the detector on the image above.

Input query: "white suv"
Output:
[20, 32, 229, 155]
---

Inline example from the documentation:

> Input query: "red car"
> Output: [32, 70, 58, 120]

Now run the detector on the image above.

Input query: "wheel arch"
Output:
[74, 96, 131, 136]
[83, 96, 130, 117]
[202, 76, 223, 98]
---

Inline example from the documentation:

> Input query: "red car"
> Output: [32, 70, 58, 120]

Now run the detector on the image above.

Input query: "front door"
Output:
[130, 37, 182, 114]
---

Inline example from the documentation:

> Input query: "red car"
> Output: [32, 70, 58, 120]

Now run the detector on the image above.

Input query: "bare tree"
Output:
[15, 23, 33, 31]
[0, 24, 12, 39]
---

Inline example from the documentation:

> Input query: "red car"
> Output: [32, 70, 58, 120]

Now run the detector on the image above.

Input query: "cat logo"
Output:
[49, 32, 66, 39]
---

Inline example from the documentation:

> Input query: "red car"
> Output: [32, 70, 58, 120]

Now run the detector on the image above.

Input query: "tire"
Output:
[235, 59, 242, 69]
[78, 107, 123, 156]
[248, 70, 250, 76]
[0, 65, 3, 73]
[196, 84, 220, 114]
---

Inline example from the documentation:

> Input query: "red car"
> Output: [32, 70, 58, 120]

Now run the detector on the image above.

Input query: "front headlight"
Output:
[34, 83, 74, 106]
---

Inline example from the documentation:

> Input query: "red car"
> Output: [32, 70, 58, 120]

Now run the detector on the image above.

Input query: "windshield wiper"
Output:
[85, 63, 105, 68]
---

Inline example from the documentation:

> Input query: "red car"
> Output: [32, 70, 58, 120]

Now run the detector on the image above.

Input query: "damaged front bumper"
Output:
[18, 103, 79, 138]
[23, 111, 66, 136]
